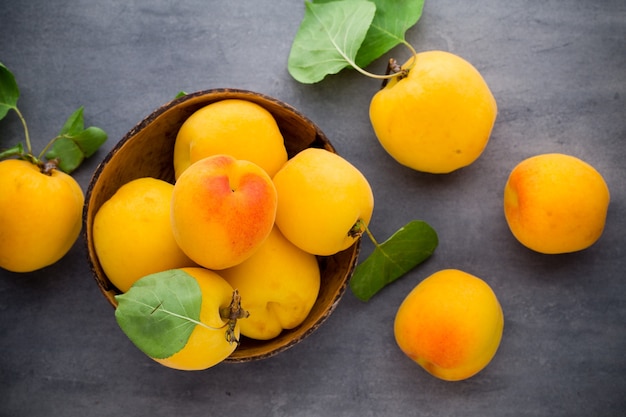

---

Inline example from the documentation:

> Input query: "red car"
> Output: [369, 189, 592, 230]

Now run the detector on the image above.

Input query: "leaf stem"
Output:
[352, 219, 380, 247]
[361, 220, 380, 247]
[352, 39, 419, 81]
[37, 134, 63, 160]
[13, 106, 32, 154]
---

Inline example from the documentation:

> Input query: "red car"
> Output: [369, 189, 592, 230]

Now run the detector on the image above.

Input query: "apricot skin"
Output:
[171, 155, 277, 270]
[504, 153, 610, 254]
[0, 159, 84, 272]
[220, 226, 321, 340]
[370, 50, 497, 174]
[173, 99, 287, 179]
[272, 148, 374, 256]
[93, 177, 196, 292]
[394, 269, 504, 381]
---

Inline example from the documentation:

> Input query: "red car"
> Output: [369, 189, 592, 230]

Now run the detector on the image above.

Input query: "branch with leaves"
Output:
[0, 62, 107, 174]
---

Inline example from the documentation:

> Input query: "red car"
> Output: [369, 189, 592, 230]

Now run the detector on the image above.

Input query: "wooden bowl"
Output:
[83, 88, 361, 362]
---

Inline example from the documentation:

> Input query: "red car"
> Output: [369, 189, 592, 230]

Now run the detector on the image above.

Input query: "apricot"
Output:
[93, 177, 196, 292]
[504, 153, 610, 254]
[220, 226, 321, 340]
[370, 50, 497, 173]
[173, 99, 288, 179]
[272, 148, 374, 256]
[171, 154, 277, 270]
[0, 159, 83, 272]
[150, 267, 241, 371]
[394, 269, 504, 381]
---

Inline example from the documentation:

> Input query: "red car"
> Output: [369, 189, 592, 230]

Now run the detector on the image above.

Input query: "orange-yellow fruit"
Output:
[394, 269, 504, 381]
[173, 99, 288, 179]
[220, 226, 320, 340]
[370, 50, 497, 173]
[153, 267, 240, 370]
[503, 153, 610, 254]
[272, 148, 374, 256]
[0, 159, 84, 272]
[171, 154, 277, 270]
[93, 177, 196, 292]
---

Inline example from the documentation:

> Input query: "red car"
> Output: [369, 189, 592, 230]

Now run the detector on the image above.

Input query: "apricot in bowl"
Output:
[84, 89, 361, 362]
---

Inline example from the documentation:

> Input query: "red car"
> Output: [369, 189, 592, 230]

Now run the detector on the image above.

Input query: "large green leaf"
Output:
[115, 270, 203, 359]
[355, 0, 425, 67]
[312, 0, 424, 68]
[0, 62, 19, 120]
[350, 220, 438, 301]
[288, 0, 376, 83]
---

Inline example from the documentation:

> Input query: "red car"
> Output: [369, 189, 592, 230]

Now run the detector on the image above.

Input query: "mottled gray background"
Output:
[1, 1, 625, 416]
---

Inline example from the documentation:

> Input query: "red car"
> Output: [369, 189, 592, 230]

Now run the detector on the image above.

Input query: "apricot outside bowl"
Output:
[83, 89, 361, 363]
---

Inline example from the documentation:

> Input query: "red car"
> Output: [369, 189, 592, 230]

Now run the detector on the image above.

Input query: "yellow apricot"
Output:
[173, 99, 288, 179]
[370, 50, 497, 173]
[153, 267, 240, 370]
[0, 159, 83, 272]
[394, 269, 504, 381]
[93, 177, 196, 292]
[171, 155, 277, 270]
[272, 148, 374, 256]
[504, 153, 610, 254]
[220, 226, 321, 340]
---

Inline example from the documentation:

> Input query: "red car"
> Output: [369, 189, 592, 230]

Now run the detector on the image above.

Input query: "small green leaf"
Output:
[288, 0, 376, 83]
[44, 108, 108, 172]
[115, 270, 203, 359]
[0, 143, 24, 160]
[44, 137, 84, 173]
[59, 107, 85, 136]
[0, 62, 20, 120]
[70, 126, 108, 157]
[175, 91, 188, 99]
[350, 220, 438, 302]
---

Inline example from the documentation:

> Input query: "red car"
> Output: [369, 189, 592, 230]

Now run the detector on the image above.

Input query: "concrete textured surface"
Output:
[1, 1, 625, 416]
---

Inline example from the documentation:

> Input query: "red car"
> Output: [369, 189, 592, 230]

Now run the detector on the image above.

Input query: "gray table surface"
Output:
[1, 1, 625, 416]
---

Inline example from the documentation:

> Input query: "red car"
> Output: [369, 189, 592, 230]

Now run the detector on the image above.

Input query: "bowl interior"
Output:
[83, 88, 360, 362]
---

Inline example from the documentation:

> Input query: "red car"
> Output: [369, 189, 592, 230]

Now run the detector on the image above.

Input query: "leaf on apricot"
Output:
[115, 270, 203, 359]
[350, 220, 438, 302]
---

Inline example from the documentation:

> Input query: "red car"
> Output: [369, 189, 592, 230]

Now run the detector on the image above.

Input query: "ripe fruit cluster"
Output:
[378, 52, 610, 381]
[93, 99, 374, 370]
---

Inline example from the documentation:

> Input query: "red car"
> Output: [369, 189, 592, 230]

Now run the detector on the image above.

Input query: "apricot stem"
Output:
[219, 289, 249, 345]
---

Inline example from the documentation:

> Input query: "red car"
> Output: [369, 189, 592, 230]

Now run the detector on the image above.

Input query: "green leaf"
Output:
[115, 270, 203, 359]
[44, 108, 108, 173]
[175, 91, 188, 99]
[350, 220, 438, 302]
[59, 106, 85, 136]
[70, 126, 108, 157]
[0, 143, 23, 160]
[355, 0, 425, 68]
[44, 137, 84, 173]
[0, 62, 20, 120]
[288, 0, 376, 83]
